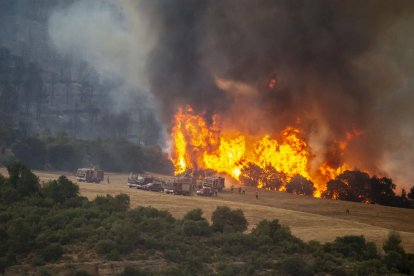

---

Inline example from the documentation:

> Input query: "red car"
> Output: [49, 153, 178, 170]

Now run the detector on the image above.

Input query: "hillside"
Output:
[3, 168, 413, 253]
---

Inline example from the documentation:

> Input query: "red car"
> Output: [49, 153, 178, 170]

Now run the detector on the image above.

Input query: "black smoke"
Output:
[143, 0, 414, 187]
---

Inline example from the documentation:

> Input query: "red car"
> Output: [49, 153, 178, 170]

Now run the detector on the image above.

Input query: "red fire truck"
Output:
[76, 168, 104, 183]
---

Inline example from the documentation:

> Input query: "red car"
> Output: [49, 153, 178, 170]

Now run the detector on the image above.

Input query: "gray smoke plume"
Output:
[48, 0, 414, 189]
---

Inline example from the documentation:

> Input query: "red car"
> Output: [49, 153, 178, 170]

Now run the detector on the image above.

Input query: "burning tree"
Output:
[286, 175, 315, 196]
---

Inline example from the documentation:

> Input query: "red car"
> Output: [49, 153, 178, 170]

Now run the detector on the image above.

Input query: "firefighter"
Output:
[256, 190, 259, 200]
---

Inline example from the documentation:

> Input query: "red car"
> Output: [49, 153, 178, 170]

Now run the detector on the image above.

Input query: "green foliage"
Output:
[324, 235, 378, 260]
[95, 239, 120, 260]
[280, 256, 313, 276]
[92, 194, 130, 212]
[11, 137, 46, 169]
[41, 243, 63, 262]
[354, 259, 389, 275]
[182, 220, 211, 237]
[0, 165, 409, 275]
[121, 267, 149, 276]
[5, 161, 40, 198]
[383, 231, 404, 254]
[183, 208, 204, 221]
[252, 219, 303, 253]
[382, 231, 410, 274]
[42, 176, 79, 203]
[7, 133, 173, 174]
[211, 206, 248, 233]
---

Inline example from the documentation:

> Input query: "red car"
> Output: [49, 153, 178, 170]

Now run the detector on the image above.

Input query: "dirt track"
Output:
[2, 168, 414, 252]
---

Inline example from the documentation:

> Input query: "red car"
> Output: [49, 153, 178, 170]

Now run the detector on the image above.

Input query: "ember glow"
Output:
[170, 106, 353, 196]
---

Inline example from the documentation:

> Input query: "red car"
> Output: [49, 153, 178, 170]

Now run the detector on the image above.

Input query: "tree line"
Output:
[0, 124, 173, 174]
[240, 162, 414, 209]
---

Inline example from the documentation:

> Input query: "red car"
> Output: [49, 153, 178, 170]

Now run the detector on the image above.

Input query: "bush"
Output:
[280, 256, 313, 276]
[6, 162, 40, 198]
[211, 206, 248, 233]
[95, 239, 120, 260]
[252, 219, 302, 250]
[121, 266, 149, 276]
[383, 250, 410, 274]
[324, 235, 378, 260]
[41, 243, 63, 262]
[354, 259, 389, 275]
[383, 231, 404, 254]
[42, 176, 79, 203]
[183, 208, 204, 221]
[182, 220, 211, 236]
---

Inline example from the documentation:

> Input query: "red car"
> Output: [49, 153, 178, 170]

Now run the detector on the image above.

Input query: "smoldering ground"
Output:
[49, 0, 414, 188]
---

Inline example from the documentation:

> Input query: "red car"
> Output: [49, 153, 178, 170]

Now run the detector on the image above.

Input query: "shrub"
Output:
[221, 233, 256, 256]
[182, 220, 211, 236]
[41, 176, 79, 203]
[383, 250, 410, 274]
[121, 266, 149, 276]
[383, 231, 404, 254]
[41, 243, 63, 262]
[280, 256, 313, 276]
[6, 162, 40, 198]
[95, 239, 117, 256]
[354, 259, 389, 275]
[211, 206, 248, 233]
[252, 219, 302, 250]
[183, 208, 204, 221]
[324, 235, 378, 260]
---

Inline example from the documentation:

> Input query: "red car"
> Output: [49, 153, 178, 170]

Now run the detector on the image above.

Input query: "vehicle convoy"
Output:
[76, 168, 104, 183]
[127, 173, 153, 189]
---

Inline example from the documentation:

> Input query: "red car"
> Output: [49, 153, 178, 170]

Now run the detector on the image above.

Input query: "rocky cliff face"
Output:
[0, 0, 161, 144]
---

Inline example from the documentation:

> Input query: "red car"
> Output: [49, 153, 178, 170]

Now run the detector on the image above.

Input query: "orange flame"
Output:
[170, 106, 358, 198]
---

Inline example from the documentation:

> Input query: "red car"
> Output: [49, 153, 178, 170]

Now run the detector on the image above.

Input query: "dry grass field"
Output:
[2, 168, 414, 253]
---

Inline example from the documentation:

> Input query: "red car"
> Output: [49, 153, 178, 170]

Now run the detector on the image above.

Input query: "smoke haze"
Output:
[48, 0, 414, 188]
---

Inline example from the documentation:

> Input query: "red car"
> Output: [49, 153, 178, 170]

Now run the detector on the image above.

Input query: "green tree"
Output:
[41, 243, 63, 262]
[6, 162, 40, 198]
[211, 206, 247, 233]
[42, 176, 79, 203]
[280, 256, 313, 276]
[11, 137, 46, 169]
[183, 208, 204, 221]
[383, 231, 404, 255]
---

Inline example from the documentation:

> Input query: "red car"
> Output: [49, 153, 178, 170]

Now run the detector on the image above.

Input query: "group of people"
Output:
[230, 185, 260, 199]
[230, 185, 246, 195]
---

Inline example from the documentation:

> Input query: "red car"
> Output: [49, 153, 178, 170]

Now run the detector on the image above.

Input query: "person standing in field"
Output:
[256, 190, 259, 200]
[107, 175, 110, 184]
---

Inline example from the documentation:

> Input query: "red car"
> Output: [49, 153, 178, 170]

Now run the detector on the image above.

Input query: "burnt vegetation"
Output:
[1, 163, 414, 275]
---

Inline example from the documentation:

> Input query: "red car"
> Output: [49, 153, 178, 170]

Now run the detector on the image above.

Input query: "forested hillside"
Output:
[0, 0, 160, 144]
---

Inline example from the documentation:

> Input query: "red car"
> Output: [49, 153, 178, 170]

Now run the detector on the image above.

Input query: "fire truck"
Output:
[166, 176, 195, 196]
[76, 168, 104, 183]
[203, 176, 225, 192]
